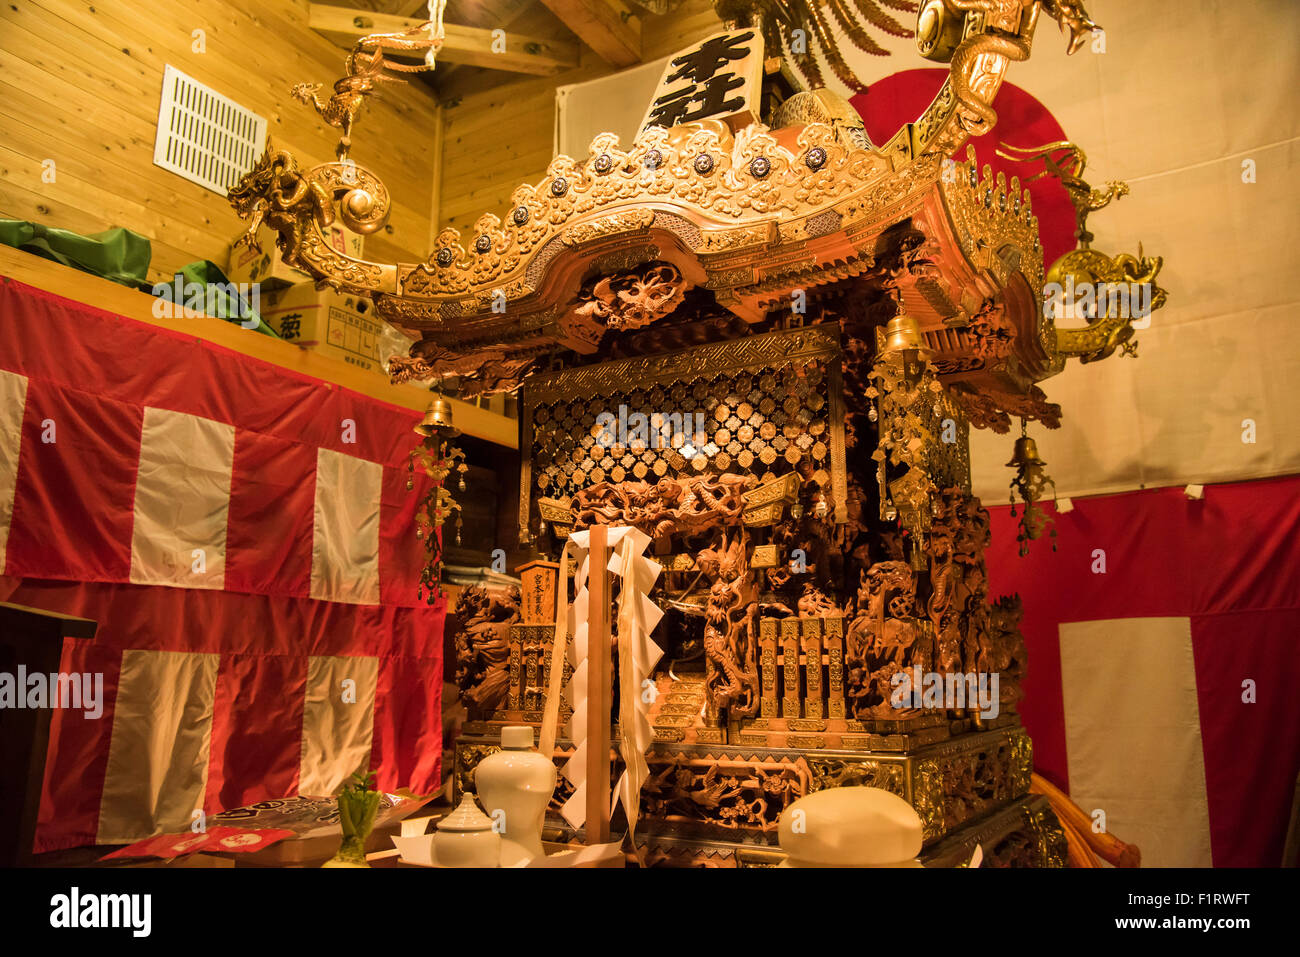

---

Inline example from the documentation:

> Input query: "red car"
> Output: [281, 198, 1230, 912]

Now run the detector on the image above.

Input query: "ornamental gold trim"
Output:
[524, 323, 842, 404]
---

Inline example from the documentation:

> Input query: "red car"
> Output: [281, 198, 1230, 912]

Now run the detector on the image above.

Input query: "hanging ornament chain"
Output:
[1006, 418, 1058, 556]
[408, 430, 467, 603]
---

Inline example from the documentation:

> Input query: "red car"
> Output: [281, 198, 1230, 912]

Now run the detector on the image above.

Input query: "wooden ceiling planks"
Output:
[537, 0, 641, 67]
[308, 2, 580, 75]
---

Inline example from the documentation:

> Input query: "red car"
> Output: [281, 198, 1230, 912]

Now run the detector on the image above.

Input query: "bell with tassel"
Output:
[1006, 420, 1057, 555]
[414, 395, 458, 438]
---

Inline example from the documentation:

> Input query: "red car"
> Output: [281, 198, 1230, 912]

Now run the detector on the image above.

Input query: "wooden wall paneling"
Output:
[1, 0, 442, 276]
[0, 151, 225, 280]
[0, 183, 198, 284]
[0, 6, 158, 108]
[0, 93, 236, 238]
[439, 161, 556, 231]
[0, 114, 212, 232]
[0, 32, 319, 278]
[437, 53, 598, 231]
[439, 56, 604, 145]
[31, 0, 345, 121]
[2, 0, 722, 275]
[441, 61, 606, 135]
[428, 102, 444, 250]
[0, 145, 219, 255]
[439, 139, 556, 196]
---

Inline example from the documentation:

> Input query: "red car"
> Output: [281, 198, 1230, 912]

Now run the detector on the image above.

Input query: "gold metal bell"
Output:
[415, 395, 456, 436]
[1006, 434, 1046, 470]
[878, 310, 934, 360]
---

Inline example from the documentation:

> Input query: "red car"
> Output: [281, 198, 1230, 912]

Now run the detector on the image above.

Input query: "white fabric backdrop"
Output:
[965, 0, 1300, 500]
[556, 55, 671, 157]
[555, 1, 1300, 501]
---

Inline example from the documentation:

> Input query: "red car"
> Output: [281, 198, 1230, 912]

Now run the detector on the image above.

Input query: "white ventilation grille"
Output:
[153, 64, 267, 195]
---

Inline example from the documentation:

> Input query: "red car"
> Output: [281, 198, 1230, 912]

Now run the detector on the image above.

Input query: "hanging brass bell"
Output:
[414, 395, 457, 436]
[878, 309, 934, 360]
[1006, 434, 1046, 470]
[1006, 423, 1057, 553]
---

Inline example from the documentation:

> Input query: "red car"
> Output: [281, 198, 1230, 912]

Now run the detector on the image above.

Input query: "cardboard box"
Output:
[260, 283, 388, 374]
[227, 223, 365, 290]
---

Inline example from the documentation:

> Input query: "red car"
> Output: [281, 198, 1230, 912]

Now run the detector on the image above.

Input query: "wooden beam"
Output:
[442, 0, 538, 30]
[428, 0, 543, 109]
[428, 101, 445, 243]
[308, 3, 579, 75]
[538, 0, 641, 68]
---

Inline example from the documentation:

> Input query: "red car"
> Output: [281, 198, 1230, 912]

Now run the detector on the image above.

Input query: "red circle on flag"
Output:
[851, 70, 1078, 268]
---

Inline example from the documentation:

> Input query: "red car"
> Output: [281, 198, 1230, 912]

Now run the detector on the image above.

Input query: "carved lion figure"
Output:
[573, 263, 690, 332]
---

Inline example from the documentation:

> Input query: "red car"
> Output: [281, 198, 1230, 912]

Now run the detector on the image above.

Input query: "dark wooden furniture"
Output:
[0, 602, 97, 866]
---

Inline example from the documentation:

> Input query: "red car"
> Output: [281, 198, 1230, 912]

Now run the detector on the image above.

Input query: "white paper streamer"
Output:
[539, 537, 576, 759]
[538, 527, 664, 836]
[560, 543, 591, 828]
[609, 527, 663, 848]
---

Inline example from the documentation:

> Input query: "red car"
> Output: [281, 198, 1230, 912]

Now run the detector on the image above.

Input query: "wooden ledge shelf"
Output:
[0, 245, 517, 449]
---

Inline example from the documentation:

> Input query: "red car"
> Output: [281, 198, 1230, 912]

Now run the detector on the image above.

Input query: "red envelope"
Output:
[102, 826, 295, 860]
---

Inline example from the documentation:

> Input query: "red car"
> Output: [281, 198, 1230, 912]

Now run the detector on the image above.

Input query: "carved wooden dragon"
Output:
[449, 584, 521, 714]
[573, 474, 749, 540]
[700, 529, 760, 716]
[844, 560, 923, 716]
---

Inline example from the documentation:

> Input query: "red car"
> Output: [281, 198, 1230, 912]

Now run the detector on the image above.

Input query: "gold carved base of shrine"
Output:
[452, 722, 1046, 867]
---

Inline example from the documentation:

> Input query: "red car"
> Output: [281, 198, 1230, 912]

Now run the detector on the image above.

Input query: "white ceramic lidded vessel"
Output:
[474, 725, 557, 866]
[430, 793, 501, 868]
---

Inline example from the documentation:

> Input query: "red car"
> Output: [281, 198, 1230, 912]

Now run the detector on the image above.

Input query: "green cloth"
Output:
[0, 219, 277, 338]
[0, 219, 152, 290]
[162, 260, 279, 338]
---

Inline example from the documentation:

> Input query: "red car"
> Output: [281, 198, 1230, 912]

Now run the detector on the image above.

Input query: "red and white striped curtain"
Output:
[985, 479, 1300, 866]
[0, 278, 443, 853]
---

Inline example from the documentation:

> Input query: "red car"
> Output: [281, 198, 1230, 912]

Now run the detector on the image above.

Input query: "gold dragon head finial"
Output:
[996, 140, 1168, 365]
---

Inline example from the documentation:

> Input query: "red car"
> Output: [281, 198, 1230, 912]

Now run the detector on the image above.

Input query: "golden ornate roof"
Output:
[229, 0, 1158, 412]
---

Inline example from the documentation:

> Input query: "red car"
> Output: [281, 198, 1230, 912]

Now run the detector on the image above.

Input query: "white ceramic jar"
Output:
[777, 786, 924, 867]
[474, 725, 557, 867]
[431, 793, 502, 868]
